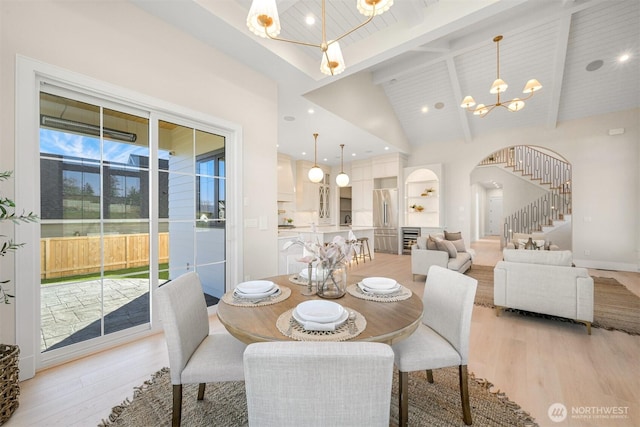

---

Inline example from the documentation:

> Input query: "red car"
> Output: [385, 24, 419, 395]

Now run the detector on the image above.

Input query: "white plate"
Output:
[299, 267, 320, 281]
[295, 300, 344, 323]
[358, 282, 401, 295]
[293, 308, 349, 329]
[236, 280, 275, 294]
[234, 285, 279, 299]
[361, 277, 397, 290]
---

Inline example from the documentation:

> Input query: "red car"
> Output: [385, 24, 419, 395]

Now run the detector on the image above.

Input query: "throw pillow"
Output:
[426, 235, 438, 250]
[435, 239, 457, 258]
[416, 236, 428, 250]
[444, 231, 462, 241]
[450, 239, 466, 253]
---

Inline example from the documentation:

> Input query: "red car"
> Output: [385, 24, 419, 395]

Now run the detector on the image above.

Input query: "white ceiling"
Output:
[131, 0, 640, 166]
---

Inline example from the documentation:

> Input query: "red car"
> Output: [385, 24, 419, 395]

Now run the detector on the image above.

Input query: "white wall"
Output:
[409, 108, 640, 271]
[0, 1, 279, 343]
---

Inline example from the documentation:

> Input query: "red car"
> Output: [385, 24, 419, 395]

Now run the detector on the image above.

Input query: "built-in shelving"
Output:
[405, 167, 440, 227]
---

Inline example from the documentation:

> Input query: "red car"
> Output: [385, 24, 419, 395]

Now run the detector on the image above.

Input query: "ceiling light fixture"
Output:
[246, 0, 393, 76]
[308, 133, 324, 183]
[460, 35, 542, 117]
[336, 144, 349, 187]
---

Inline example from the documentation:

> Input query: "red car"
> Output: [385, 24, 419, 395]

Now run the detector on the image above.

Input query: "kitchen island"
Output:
[277, 226, 375, 275]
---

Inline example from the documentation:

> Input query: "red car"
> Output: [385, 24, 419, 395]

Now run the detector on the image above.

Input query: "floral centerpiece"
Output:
[283, 232, 360, 298]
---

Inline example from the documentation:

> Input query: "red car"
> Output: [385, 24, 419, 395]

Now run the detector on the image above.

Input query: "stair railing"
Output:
[479, 146, 571, 189]
[478, 145, 572, 245]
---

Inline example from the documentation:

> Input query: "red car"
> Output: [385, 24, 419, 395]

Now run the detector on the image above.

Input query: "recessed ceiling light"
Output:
[283, 116, 295, 121]
[619, 53, 630, 63]
[435, 102, 445, 110]
[586, 59, 603, 72]
[302, 151, 307, 156]
[384, 147, 389, 151]
[421, 106, 429, 113]
[351, 153, 356, 157]
[305, 15, 315, 25]
[308, 108, 315, 114]
[323, 157, 328, 162]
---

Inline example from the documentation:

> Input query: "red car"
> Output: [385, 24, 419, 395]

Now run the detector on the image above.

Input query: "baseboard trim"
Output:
[573, 259, 639, 272]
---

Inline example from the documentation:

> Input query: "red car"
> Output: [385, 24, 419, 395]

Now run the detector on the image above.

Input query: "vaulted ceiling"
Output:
[132, 0, 640, 166]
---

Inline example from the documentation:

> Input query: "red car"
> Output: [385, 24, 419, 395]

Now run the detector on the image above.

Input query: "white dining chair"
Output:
[392, 265, 478, 426]
[243, 341, 395, 427]
[156, 271, 246, 427]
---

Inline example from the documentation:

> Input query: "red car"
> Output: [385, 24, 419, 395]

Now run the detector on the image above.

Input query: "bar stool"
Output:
[357, 237, 372, 263]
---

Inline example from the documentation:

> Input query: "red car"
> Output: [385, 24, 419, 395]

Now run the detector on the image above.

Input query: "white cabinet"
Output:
[372, 156, 400, 178]
[295, 160, 331, 224]
[352, 180, 373, 211]
[277, 154, 295, 202]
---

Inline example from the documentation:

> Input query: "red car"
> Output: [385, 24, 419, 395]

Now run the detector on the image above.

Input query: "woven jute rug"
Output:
[100, 367, 538, 426]
[466, 265, 640, 335]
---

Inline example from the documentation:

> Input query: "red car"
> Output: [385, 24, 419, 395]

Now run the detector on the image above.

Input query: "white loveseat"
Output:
[411, 233, 473, 280]
[494, 249, 594, 334]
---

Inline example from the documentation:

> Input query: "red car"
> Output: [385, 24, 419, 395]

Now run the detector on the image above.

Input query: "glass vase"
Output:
[316, 262, 347, 299]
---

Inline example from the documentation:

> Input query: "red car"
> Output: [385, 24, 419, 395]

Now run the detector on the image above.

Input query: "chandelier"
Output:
[246, 0, 393, 76]
[460, 35, 542, 117]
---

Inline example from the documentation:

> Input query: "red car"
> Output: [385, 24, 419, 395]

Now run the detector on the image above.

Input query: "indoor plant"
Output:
[0, 171, 37, 425]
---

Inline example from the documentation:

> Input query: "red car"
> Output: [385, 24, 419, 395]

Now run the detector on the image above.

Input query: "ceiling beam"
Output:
[546, 14, 572, 129]
[446, 57, 472, 143]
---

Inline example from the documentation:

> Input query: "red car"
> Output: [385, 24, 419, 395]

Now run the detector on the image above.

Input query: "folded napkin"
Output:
[300, 320, 336, 331]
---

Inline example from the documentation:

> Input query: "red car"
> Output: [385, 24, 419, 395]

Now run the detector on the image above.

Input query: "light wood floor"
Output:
[7, 238, 640, 427]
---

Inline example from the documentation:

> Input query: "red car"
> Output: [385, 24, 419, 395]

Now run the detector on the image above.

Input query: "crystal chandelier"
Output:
[246, 0, 393, 76]
[460, 35, 542, 117]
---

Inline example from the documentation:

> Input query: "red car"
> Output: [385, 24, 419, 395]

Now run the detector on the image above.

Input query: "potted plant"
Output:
[0, 170, 38, 425]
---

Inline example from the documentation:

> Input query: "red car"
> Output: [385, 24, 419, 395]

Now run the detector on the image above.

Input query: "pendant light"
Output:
[335, 144, 349, 187]
[308, 133, 324, 183]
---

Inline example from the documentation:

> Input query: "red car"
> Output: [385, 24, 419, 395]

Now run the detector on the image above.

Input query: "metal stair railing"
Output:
[479, 146, 571, 189]
[478, 145, 572, 244]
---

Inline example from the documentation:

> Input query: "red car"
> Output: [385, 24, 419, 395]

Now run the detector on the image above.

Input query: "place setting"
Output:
[222, 279, 291, 307]
[347, 276, 412, 302]
[276, 300, 366, 341]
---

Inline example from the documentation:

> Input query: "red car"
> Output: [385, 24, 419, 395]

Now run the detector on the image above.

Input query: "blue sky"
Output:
[40, 129, 169, 164]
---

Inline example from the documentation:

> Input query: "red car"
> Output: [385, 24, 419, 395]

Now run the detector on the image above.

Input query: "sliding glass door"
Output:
[38, 90, 227, 356]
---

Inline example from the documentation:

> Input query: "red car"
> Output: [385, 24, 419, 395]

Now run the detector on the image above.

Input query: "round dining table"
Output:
[217, 274, 423, 344]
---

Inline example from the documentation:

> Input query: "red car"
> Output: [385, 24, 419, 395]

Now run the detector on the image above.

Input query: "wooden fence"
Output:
[40, 233, 169, 279]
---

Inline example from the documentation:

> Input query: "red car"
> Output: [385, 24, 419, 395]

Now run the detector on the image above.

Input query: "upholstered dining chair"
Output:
[392, 265, 478, 426]
[156, 271, 247, 427]
[243, 341, 395, 427]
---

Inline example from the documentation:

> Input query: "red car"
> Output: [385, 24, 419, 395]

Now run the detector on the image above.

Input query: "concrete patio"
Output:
[40, 278, 150, 352]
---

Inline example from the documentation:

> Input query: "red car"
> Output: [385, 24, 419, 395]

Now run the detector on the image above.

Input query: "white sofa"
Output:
[411, 234, 473, 280]
[494, 249, 594, 334]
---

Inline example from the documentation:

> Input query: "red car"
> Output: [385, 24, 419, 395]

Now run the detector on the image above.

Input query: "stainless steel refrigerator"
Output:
[373, 188, 399, 253]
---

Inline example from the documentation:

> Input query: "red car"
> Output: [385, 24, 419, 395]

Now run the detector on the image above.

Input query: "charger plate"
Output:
[276, 307, 366, 341]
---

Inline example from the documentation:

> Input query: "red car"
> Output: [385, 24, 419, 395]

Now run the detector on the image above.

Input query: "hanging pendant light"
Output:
[308, 133, 324, 183]
[335, 144, 350, 187]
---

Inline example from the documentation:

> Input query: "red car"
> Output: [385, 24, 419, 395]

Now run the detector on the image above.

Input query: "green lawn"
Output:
[41, 263, 169, 285]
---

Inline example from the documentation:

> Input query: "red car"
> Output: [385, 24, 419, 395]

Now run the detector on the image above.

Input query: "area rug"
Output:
[100, 367, 538, 426]
[466, 265, 640, 335]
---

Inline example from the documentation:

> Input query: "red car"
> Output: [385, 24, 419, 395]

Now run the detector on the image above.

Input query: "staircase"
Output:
[479, 146, 572, 244]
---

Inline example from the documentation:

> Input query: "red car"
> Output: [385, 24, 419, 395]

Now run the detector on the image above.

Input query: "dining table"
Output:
[217, 273, 423, 344]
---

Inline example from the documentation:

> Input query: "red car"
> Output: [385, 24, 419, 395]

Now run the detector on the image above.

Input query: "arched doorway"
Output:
[470, 145, 573, 251]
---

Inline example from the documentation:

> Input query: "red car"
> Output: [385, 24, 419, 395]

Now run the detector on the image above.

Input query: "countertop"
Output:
[277, 225, 374, 238]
